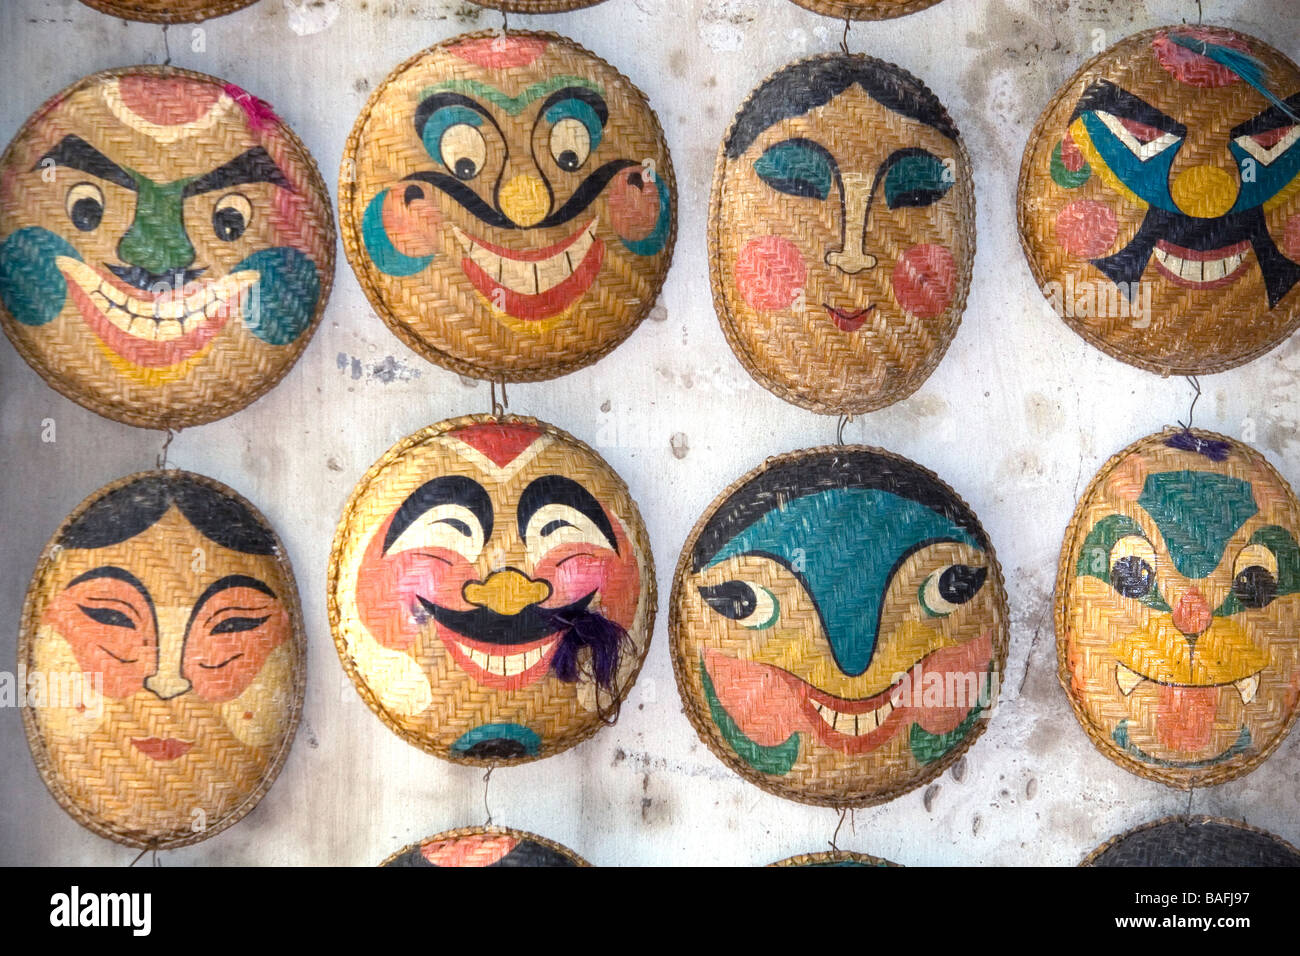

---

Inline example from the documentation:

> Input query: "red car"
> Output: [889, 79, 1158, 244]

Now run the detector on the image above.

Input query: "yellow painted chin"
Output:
[470, 288, 578, 334]
[96, 335, 219, 386]
[1110, 616, 1267, 686]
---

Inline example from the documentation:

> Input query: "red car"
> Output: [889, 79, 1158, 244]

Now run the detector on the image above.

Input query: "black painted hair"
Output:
[691, 450, 988, 573]
[59, 475, 276, 555]
[725, 55, 960, 159]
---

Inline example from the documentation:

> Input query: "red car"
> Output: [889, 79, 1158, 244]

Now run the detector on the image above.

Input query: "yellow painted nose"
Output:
[1170, 165, 1238, 219]
[498, 174, 549, 227]
[464, 569, 551, 616]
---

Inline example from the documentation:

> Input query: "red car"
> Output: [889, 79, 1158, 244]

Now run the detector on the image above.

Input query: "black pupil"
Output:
[453, 157, 477, 180]
[1233, 565, 1277, 609]
[558, 150, 580, 171]
[213, 205, 246, 241]
[938, 565, 987, 605]
[700, 581, 757, 620]
[70, 196, 102, 231]
[1110, 555, 1155, 598]
[403, 184, 424, 205]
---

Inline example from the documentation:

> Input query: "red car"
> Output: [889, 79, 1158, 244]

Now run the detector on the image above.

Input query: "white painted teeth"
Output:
[812, 698, 894, 736]
[1235, 674, 1259, 705]
[453, 219, 598, 297]
[57, 256, 257, 342]
[1153, 247, 1245, 285]
[1116, 663, 1143, 697]
[455, 640, 552, 678]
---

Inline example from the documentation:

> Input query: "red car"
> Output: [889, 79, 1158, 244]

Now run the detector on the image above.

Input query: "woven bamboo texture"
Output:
[19, 470, 305, 850]
[0, 66, 335, 429]
[1056, 428, 1300, 789]
[380, 825, 590, 866]
[787, 0, 948, 20]
[1083, 815, 1300, 866]
[78, 0, 257, 22]
[708, 53, 975, 415]
[769, 850, 900, 866]
[670, 444, 1009, 807]
[328, 414, 655, 765]
[469, 0, 606, 12]
[1018, 26, 1300, 376]
[339, 30, 676, 383]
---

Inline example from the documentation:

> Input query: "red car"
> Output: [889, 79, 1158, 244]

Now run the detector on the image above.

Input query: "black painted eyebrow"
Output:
[182, 147, 292, 198]
[34, 135, 136, 191]
[187, 574, 276, 635]
[1070, 80, 1187, 136]
[67, 565, 156, 628]
[539, 86, 609, 127]
[517, 475, 618, 554]
[383, 476, 494, 554]
[1231, 92, 1300, 138]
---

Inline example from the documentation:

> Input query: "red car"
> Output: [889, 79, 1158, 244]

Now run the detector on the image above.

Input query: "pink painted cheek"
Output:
[607, 167, 660, 242]
[550, 553, 612, 604]
[1284, 213, 1300, 262]
[357, 544, 469, 652]
[1056, 200, 1119, 258]
[891, 243, 956, 319]
[735, 235, 806, 311]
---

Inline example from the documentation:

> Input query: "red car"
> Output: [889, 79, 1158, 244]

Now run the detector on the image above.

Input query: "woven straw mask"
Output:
[786, 0, 948, 20]
[710, 54, 974, 414]
[1084, 816, 1300, 866]
[1057, 429, 1300, 788]
[340, 32, 675, 382]
[0, 67, 334, 428]
[20, 472, 304, 849]
[671, 447, 1007, 806]
[1019, 27, 1300, 375]
[381, 826, 588, 866]
[77, 0, 258, 22]
[330, 416, 654, 763]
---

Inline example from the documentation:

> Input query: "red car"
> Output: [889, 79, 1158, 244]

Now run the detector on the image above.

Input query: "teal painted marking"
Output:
[0, 227, 78, 326]
[419, 77, 602, 117]
[752, 140, 833, 201]
[883, 152, 951, 208]
[700, 655, 799, 776]
[1075, 513, 1171, 612]
[544, 97, 604, 150]
[909, 703, 984, 764]
[1080, 111, 1181, 214]
[620, 173, 671, 257]
[422, 104, 482, 165]
[1050, 140, 1091, 189]
[233, 246, 319, 345]
[362, 190, 433, 277]
[1112, 720, 1251, 768]
[1138, 471, 1257, 579]
[1216, 524, 1300, 616]
[452, 723, 541, 756]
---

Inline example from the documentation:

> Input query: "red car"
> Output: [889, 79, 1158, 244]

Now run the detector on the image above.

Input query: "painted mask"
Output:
[1020, 27, 1300, 374]
[20, 473, 304, 848]
[1085, 816, 1300, 866]
[382, 827, 587, 867]
[1058, 429, 1300, 787]
[77, 0, 257, 22]
[340, 31, 675, 382]
[710, 54, 974, 414]
[0, 67, 334, 428]
[786, 0, 948, 20]
[769, 851, 896, 867]
[671, 447, 1007, 806]
[330, 415, 653, 763]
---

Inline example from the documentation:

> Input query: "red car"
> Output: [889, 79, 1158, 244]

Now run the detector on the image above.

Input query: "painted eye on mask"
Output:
[523, 503, 614, 564]
[545, 97, 603, 172]
[78, 604, 134, 629]
[387, 503, 487, 563]
[752, 139, 835, 201]
[698, 580, 779, 629]
[212, 193, 252, 242]
[1233, 124, 1300, 166]
[210, 614, 270, 635]
[422, 106, 487, 182]
[883, 151, 953, 209]
[1093, 111, 1182, 161]
[1232, 543, 1279, 609]
[65, 182, 104, 232]
[918, 564, 987, 617]
[1109, 534, 1156, 598]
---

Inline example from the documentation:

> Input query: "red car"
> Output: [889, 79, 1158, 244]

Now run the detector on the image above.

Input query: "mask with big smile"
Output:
[1057, 429, 1300, 788]
[76, 0, 257, 21]
[710, 54, 974, 415]
[329, 415, 653, 763]
[0, 68, 334, 428]
[1020, 27, 1300, 375]
[670, 447, 1008, 806]
[341, 31, 675, 382]
[20, 472, 304, 849]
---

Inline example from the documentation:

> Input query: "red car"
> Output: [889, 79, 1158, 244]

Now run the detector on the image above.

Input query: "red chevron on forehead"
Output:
[449, 36, 549, 69]
[1153, 30, 1251, 88]
[452, 422, 544, 467]
[118, 75, 226, 126]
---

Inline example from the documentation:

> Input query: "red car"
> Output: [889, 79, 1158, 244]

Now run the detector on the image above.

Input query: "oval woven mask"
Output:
[769, 850, 899, 866]
[77, 0, 258, 21]
[381, 826, 589, 866]
[0, 67, 335, 428]
[1056, 429, 1300, 788]
[469, 0, 605, 11]
[709, 54, 974, 415]
[340, 31, 676, 382]
[329, 415, 655, 763]
[19, 471, 305, 849]
[1084, 816, 1300, 866]
[786, 0, 948, 20]
[670, 446, 1008, 806]
[1018, 27, 1300, 375]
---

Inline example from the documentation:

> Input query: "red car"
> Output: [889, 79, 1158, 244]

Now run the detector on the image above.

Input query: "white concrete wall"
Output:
[2, 0, 1298, 866]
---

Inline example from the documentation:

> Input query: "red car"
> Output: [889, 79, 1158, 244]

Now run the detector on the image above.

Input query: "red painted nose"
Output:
[1172, 587, 1212, 636]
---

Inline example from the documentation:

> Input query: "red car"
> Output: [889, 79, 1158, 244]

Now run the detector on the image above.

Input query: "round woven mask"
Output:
[709, 54, 974, 414]
[1084, 816, 1300, 866]
[1057, 429, 1300, 788]
[381, 826, 588, 866]
[769, 850, 898, 866]
[19, 471, 305, 849]
[786, 0, 948, 20]
[469, 0, 605, 11]
[670, 446, 1008, 806]
[1018, 27, 1300, 375]
[329, 415, 654, 763]
[77, 0, 258, 22]
[0, 67, 335, 429]
[340, 31, 676, 382]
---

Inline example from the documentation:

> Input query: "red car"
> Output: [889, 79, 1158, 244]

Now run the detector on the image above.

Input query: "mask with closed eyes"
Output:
[710, 54, 974, 414]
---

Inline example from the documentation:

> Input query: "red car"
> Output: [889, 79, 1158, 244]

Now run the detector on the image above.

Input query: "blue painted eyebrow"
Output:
[752, 138, 838, 200]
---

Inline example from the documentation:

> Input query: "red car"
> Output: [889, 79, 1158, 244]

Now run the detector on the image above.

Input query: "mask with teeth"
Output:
[671, 447, 1008, 806]
[0, 67, 333, 428]
[330, 415, 652, 764]
[341, 31, 675, 382]
[1020, 26, 1300, 375]
[1058, 429, 1300, 787]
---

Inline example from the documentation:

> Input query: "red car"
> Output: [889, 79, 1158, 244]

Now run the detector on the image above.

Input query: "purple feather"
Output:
[543, 606, 629, 690]
[1164, 430, 1231, 462]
